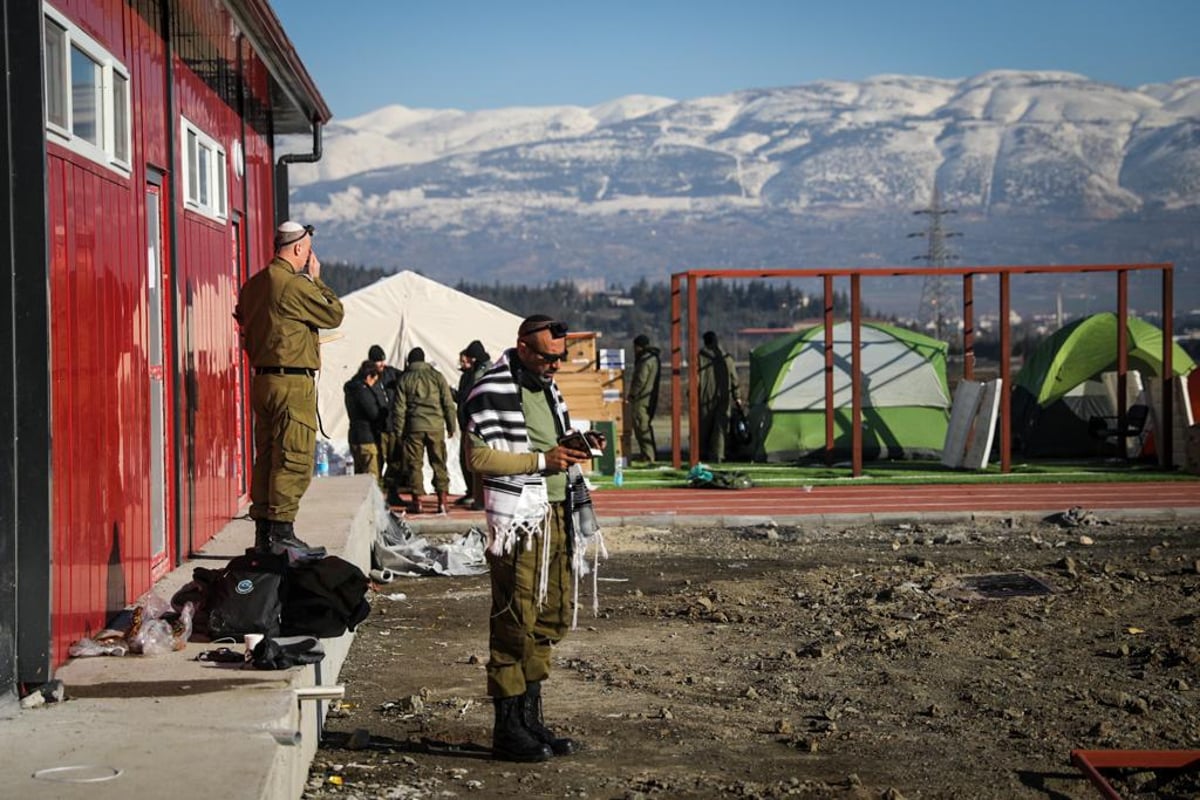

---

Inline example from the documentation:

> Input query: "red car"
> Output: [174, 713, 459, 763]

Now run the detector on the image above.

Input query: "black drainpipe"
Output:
[274, 117, 322, 224]
[160, 0, 185, 564]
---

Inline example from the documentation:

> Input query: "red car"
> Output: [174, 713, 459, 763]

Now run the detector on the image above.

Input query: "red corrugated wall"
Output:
[45, 0, 280, 664]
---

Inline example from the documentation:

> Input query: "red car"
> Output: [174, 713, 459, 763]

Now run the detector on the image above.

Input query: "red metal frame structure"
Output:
[1071, 749, 1200, 799]
[669, 264, 1177, 476]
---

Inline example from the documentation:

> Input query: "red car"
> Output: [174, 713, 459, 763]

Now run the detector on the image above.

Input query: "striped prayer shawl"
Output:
[465, 349, 606, 625]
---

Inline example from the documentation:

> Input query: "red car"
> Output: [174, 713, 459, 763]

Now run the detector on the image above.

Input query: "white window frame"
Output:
[42, 3, 132, 176]
[180, 116, 229, 221]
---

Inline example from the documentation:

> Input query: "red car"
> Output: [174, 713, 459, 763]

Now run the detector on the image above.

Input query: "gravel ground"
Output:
[304, 514, 1200, 799]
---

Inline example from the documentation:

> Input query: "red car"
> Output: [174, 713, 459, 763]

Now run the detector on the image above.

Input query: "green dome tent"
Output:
[1012, 312, 1195, 457]
[748, 322, 951, 461]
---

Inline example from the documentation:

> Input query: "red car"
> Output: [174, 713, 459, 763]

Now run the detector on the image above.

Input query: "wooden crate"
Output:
[561, 332, 598, 372]
[556, 369, 625, 455]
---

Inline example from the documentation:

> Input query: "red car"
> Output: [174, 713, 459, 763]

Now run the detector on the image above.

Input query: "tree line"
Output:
[321, 262, 858, 361]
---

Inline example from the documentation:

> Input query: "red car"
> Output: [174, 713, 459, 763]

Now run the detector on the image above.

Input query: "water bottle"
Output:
[315, 441, 330, 477]
[613, 456, 625, 487]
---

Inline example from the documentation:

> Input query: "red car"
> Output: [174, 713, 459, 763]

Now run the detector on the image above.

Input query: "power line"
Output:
[909, 186, 962, 340]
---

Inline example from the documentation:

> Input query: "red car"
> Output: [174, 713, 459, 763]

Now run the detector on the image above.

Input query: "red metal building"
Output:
[0, 0, 330, 695]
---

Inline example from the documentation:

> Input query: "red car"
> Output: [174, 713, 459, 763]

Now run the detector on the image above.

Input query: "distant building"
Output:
[572, 277, 606, 296]
[0, 0, 329, 693]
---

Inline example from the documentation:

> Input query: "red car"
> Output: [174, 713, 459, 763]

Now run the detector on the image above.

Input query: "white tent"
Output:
[316, 270, 522, 493]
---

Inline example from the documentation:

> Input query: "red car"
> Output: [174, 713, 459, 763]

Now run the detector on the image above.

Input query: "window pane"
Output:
[44, 20, 67, 128]
[198, 143, 210, 206]
[113, 73, 129, 162]
[187, 129, 198, 202]
[70, 45, 101, 145]
[217, 152, 227, 216]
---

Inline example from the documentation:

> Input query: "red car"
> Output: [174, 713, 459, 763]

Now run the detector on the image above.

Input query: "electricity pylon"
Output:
[909, 186, 962, 340]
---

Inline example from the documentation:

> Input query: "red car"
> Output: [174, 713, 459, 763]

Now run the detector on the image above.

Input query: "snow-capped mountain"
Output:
[284, 71, 1200, 311]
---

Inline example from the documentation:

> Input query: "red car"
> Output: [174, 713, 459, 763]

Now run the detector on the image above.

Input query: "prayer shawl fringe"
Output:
[465, 349, 605, 626]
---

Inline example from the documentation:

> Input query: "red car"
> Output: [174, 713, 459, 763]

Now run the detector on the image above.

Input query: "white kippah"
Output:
[277, 220, 304, 234]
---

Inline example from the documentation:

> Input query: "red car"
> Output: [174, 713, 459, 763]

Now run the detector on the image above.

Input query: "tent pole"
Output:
[851, 273, 862, 477]
[1116, 270, 1129, 448]
[1000, 272, 1012, 473]
[962, 274, 974, 382]
[687, 275, 700, 467]
[824, 274, 835, 466]
[670, 273, 683, 469]
[1162, 265, 1174, 467]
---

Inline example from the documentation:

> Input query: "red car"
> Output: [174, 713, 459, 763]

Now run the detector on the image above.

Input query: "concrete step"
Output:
[2, 475, 379, 800]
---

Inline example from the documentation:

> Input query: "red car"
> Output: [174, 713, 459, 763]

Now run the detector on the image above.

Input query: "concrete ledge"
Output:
[3, 475, 379, 800]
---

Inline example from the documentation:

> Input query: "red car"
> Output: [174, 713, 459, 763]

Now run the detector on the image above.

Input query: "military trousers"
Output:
[631, 401, 656, 461]
[402, 430, 449, 495]
[350, 442, 382, 485]
[699, 403, 729, 463]
[486, 503, 571, 698]
[380, 431, 407, 495]
[250, 373, 316, 523]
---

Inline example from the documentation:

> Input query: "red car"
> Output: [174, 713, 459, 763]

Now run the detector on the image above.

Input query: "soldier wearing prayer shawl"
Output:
[464, 315, 606, 763]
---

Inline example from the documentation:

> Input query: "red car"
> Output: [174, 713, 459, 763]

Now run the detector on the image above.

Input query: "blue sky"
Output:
[272, 0, 1200, 118]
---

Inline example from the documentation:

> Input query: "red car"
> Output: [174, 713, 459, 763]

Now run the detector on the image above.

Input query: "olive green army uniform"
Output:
[394, 361, 457, 495]
[467, 384, 570, 698]
[697, 344, 738, 463]
[236, 257, 344, 522]
[628, 346, 661, 461]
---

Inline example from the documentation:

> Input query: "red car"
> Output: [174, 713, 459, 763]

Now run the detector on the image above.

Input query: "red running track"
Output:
[587, 482, 1200, 518]
[426, 481, 1200, 523]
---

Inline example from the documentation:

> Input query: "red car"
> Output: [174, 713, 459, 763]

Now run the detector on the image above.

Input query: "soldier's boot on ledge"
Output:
[252, 518, 271, 553]
[436, 491, 448, 515]
[520, 680, 578, 756]
[267, 521, 326, 561]
[492, 696, 552, 762]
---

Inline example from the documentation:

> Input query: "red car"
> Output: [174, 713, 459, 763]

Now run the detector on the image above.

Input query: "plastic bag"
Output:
[132, 618, 176, 656]
[126, 592, 194, 655]
[135, 589, 173, 620]
[69, 637, 128, 657]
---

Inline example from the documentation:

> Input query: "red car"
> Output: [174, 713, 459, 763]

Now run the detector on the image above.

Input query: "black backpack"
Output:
[204, 552, 287, 640]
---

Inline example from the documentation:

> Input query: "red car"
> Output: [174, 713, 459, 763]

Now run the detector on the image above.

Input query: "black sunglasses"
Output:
[524, 344, 568, 363]
[520, 320, 568, 339]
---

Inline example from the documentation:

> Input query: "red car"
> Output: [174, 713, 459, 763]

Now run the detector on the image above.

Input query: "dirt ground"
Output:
[303, 515, 1200, 800]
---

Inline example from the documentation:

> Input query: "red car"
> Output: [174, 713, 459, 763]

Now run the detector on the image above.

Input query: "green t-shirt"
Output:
[522, 384, 567, 501]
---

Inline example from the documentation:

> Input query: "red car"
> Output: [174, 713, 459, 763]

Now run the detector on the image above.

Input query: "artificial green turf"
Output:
[592, 459, 1200, 490]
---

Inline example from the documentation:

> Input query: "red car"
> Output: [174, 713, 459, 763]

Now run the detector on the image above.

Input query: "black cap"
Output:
[464, 340, 489, 361]
[633, 334, 650, 348]
[407, 347, 425, 364]
[368, 344, 386, 362]
[703, 331, 719, 347]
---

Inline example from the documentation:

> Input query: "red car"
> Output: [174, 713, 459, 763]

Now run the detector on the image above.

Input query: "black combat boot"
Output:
[253, 519, 271, 553]
[492, 696, 552, 762]
[267, 521, 326, 561]
[520, 681, 578, 756]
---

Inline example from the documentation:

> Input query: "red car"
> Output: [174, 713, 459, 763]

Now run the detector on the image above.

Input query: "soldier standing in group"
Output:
[368, 344, 405, 502]
[344, 360, 389, 484]
[235, 220, 344, 553]
[697, 330, 739, 463]
[394, 347, 457, 514]
[627, 334, 661, 463]
[453, 339, 492, 509]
